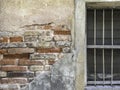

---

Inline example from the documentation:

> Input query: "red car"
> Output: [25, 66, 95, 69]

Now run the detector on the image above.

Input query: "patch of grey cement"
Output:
[21, 53, 75, 90]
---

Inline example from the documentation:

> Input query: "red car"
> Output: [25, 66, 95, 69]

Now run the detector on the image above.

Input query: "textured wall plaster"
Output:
[0, 0, 74, 31]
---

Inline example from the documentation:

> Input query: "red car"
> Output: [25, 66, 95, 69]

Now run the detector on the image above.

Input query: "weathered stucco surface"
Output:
[0, 0, 74, 31]
[1, 0, 120, 90]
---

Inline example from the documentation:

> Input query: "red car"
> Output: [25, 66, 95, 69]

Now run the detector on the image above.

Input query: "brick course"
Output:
[7, 72, 34, 77]
[8, 48, 34, 54]
[0, 37, 9, 43]
[36, 48, 62, 53]
[18, 60, 44, 65]
[10, 36, 23, 42]
[0, 49, 7, 54]
[54, 30, 71, 35]
[0, 24, 72, 89]
[0, 59, 17, 65]
[1, 66, 28, 71]
[4, 54, 29, 59]
[1, 78, 28, 84]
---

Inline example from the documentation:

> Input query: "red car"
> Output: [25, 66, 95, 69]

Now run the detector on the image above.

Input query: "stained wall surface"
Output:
[0, 0, 74, 90]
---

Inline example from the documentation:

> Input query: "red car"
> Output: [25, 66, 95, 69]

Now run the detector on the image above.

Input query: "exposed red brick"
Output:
[54, 30, 71, 35]
[4, 54, 29, 59]
[1, 66, 28, 71]
[19, 60, 43, 65]
[0, 49, 7, 54]
[0, 37, 9, 43]
[48, 60, 55, 65]
[37, 48, 62, 53]
[1, 78, 28, 84]
[10, 36, 23, 42]
[0, 59, 17, 65]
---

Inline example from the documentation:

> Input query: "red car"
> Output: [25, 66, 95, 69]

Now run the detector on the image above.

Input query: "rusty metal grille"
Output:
[87, 9, 120, 85]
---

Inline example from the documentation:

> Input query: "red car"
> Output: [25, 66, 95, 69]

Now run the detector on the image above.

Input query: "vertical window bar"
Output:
[103, 9, 105, 85]
[112, 9, 113, 45]
[94, 10, 96, 45]
[111, 9, 113, 86]
[94, 9, 97, 85]
[94, 49, 96, 85]
[103, 10, 105, 45]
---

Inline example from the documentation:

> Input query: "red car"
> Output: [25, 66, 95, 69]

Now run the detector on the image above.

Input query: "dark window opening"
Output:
[87, 9, 120, 85]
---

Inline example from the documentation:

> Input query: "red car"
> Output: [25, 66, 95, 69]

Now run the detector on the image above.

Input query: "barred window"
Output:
[87, 9, 120, 85]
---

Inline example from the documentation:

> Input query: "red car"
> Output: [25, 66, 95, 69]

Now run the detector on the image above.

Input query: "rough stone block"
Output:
[24, 35, 38, 42]
[30, 65, 44, 71]
[7, 72, 34, 77]
[0, 31, 12, 37]
[54, 35, 71, 41]
[46, 60, 55, 65]
[0, 55, 3, 60]
[28, 78, 34, 82]
[30, 53, 56, 60]
[24, 31, 40, 36]
[1, 78, 28, 84]
[45, 65, 51, 71]
[10, 36, 23, 42]
[25, 42, 37, 47]
[30, 60, 45, 65]
[39, 36, 53, 42]
[0, 43, 26, 48]
[18, 60, 44, 65]
[0, 59, 17, 65]
[36, 48, 62, 53]
[8, 43, 26, 48]
[12, 31, 24, 36]
[0, 49, 7, 54]
[38, 30, 53, 36]
[8, 48, 34, 54]
[56, 41, 71, 47]
[24, 30, 53, 36]
[1, 66, 28, 71]
[0, 84, 20, 90]
[0, 37, 9, 43]
[0, 71, 7, 77]
[62, 47, 71, 53]
[38, 41, 55, 48]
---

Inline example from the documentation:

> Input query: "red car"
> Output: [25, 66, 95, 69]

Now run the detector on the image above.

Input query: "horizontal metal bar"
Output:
[88, 81, 120, 85]
[87, 45, 120, 49]
[86, 86, 120, 90]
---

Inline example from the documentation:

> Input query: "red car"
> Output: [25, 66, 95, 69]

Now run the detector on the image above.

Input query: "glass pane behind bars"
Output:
[105, 10, 112, 45]
[113, 49, 120, 80]
[87, 9, 94, 45]
[96, 10, 103, 45]
[104, 49, 111, 81]
[113, 9, 120, 45]
[87, 9, 120, 85]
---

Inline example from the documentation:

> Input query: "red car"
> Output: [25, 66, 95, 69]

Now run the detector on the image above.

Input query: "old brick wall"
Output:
[0, 23, 72, 90]
[0, 0, 74, 89]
